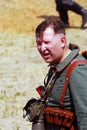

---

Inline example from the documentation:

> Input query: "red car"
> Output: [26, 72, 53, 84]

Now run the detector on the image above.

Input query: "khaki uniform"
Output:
[45, 48, 87, 130]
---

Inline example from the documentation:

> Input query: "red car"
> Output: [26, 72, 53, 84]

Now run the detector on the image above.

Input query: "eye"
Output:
[45, 41, 50, 44]
[37, 41, 42, 46]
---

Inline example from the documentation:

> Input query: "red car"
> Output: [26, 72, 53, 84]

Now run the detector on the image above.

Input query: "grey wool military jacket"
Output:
[45, 48, 87, 130]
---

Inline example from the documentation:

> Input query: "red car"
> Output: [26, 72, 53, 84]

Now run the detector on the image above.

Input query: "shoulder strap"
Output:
[59, 60, 87, 108]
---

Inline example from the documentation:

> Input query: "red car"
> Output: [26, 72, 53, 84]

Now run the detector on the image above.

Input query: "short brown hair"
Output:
[36, 16, 65, 37]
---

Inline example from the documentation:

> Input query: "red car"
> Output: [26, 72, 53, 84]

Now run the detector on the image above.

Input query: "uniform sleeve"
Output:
[70, 64, 87, 130]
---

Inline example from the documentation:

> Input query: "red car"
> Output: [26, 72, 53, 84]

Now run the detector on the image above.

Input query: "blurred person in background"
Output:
[55, 0, 87, 28]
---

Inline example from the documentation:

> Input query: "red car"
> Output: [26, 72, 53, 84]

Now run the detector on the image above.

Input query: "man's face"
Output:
[36, 26, 66, 64]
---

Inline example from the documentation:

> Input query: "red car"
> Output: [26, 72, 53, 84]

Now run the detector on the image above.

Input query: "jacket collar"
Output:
[55, 49, 79, 72]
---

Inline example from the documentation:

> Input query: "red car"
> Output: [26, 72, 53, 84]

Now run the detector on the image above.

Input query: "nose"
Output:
[40, 43, 47, 52]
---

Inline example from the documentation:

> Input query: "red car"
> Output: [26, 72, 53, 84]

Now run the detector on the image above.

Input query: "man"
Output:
[36, 16, 87, 130]
[55, 0, 87, 28]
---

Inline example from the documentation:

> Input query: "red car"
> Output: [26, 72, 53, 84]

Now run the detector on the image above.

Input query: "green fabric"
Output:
[46, 49, 87, 129]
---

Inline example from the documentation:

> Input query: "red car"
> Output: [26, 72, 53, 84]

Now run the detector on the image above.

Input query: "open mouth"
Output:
[42, 53, 50, 59]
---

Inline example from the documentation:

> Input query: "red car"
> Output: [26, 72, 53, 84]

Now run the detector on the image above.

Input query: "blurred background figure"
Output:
[55, 0, 87, 28]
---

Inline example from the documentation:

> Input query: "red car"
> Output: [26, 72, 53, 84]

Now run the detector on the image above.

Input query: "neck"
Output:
[60, 48, 71, 63]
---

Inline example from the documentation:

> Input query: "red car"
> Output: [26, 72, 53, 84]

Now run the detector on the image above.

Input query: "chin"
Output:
[45, 60, 54, 64]
[45, 60, 51, 63]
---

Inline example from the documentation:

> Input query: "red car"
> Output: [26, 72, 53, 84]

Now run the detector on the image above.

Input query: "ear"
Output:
[61, 37, 66, 43]
[61, 37, 66, 48]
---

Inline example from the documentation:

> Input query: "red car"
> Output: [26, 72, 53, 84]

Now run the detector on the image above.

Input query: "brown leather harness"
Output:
[60, 60, 87, 107]
[60, 60, 87, 130]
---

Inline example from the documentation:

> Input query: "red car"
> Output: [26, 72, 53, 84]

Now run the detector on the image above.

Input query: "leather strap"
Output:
[41, 70, 57, 101]
[59, 60, 87, 107]
[70, 125, 77, 130]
